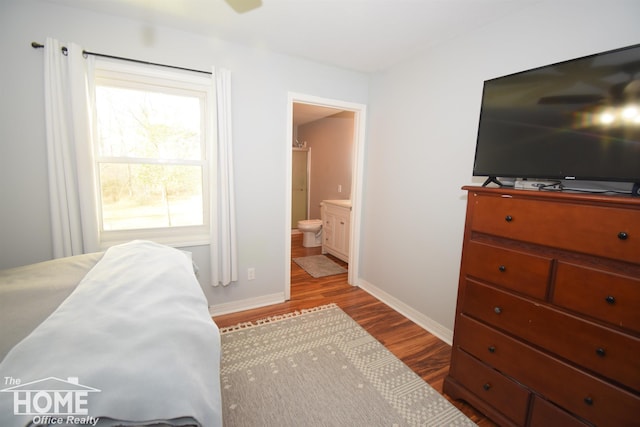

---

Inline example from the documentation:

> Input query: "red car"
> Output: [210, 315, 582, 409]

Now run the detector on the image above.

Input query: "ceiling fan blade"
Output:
[225, 0, 262, 14]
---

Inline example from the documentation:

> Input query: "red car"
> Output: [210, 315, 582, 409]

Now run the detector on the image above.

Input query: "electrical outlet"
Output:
[338, 184, 342, 193]
[247, 267, 255, 280]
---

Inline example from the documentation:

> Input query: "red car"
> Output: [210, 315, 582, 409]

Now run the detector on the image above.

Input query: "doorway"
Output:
[284, 93, 367, 300]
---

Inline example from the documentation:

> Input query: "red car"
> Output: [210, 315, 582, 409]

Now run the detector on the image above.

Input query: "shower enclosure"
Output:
[291, 148, 310, 228]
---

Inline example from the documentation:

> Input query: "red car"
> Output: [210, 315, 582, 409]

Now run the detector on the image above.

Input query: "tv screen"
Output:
[473, 43, 640, 186]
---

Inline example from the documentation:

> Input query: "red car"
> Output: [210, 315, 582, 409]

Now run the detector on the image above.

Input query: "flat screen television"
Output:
[473, 43, 640, 193]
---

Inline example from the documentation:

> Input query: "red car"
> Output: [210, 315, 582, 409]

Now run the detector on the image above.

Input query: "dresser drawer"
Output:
[462, 280, 640, 391]
[470, 194, 640, 264]
[455, 315, 640, 427]
[554, 261, 640, 335]
[464, 240, 551, 299]
[449, 348, 530, 426]
[529, 396, 591, 427]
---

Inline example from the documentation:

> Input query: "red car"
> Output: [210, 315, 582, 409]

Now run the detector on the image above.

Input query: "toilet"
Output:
[297, 219, 323, 247]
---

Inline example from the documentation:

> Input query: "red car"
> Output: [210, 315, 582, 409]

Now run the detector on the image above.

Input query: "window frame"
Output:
[92, 59, 215, 248]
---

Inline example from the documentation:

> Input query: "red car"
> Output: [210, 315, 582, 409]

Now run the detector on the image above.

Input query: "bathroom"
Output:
[292, 102, 355, 254]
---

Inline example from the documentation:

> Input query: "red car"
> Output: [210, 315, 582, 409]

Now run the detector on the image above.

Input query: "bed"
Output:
[0, 240, 222, 427]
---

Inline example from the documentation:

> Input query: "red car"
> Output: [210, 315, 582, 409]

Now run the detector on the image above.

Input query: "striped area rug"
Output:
[219, 304, 476, 426]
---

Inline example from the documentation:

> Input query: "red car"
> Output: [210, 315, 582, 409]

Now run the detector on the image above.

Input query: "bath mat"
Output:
[293, 254, 347, 278]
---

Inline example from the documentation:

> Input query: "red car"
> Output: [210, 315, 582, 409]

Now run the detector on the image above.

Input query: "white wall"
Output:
[360, 0, 640, 340]
[0, 0, 369, 307]
[2, 0, 640, 339]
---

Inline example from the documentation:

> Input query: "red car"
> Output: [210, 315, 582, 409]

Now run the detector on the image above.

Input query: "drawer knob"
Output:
[498, 265, 506, 272]
[505, 215, 513, 222]
[483, 383, 492, 391]
[596, 347, 606, 357]
[617, 231, 628, 240]
[584, 396, 594, 406]
[494, 306, 503, 315]
[605, 295, 616, 305]
[488, 345, 496, 353]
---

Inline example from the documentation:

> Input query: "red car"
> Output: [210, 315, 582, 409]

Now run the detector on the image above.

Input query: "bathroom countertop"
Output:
[321, 199, 351, 209]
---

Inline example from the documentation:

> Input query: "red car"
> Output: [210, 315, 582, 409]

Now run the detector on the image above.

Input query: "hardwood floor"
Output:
[213, 233, 495, 426]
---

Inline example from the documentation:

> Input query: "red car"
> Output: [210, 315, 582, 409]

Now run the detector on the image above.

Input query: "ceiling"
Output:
[293, 103, 344, 126]
[41, 0, 539, 74]
[39, 0, 539, 126]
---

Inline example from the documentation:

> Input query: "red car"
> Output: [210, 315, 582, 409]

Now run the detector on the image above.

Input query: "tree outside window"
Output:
[95, 80, 207, 234]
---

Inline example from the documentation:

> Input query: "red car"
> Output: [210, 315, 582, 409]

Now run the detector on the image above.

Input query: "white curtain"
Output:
[44, 40, 237, 282]
[44, 38, 99, 258]
[210, 68, 238, 287]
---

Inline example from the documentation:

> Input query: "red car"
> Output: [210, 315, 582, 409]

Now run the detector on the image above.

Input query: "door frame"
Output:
[284, 92, 367, 300]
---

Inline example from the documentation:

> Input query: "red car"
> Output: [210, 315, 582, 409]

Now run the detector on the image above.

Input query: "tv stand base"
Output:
[481, 176, 504, 187]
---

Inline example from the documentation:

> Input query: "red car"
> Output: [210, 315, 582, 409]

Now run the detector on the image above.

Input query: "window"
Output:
[93, 61, 214, 246]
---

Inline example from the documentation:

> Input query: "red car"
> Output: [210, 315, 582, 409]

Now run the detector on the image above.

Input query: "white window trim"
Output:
[92, 58, 215, 249]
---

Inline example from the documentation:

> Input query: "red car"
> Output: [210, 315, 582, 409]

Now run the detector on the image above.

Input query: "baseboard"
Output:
[208, 281, 454, 345]
[356, 278, 453, 345]
[209, 292, 285, 317]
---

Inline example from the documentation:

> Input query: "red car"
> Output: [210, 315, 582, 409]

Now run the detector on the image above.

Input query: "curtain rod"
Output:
[31, 42, 212, 75]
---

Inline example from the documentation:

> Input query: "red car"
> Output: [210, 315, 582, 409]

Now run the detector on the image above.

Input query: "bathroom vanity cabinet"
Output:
[444, 186, 640, 427]
[321, 200, 351, 263]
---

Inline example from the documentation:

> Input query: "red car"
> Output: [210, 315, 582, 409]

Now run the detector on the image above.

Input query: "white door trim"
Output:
[285, 93, 367, 300]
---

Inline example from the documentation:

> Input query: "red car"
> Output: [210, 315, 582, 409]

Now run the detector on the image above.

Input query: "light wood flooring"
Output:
[213, 233, 495, 426]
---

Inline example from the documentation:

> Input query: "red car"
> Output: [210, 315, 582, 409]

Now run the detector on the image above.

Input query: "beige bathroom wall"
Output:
[298, 111, 355, 220]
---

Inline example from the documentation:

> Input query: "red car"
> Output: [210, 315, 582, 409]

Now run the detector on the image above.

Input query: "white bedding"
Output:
[0, 252, 104, 360]
[0, 241, 222, 427]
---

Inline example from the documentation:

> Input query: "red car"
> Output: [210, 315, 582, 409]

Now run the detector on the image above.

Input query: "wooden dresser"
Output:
[443, 186, 640, 427]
